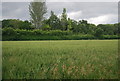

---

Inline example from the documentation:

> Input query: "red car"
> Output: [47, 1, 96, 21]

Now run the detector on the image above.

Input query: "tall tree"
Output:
[78, 20, 89, 34]
[67, 18, 72, 31]
[94, 27, 103, 37]
[47, 11, 61, 30]
[29, 0, 47, 29]
[61, 8, 68, 31]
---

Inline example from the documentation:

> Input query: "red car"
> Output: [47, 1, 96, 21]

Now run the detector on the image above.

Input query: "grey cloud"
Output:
[47, 2, 118, 19]
[2, 2, 118, 24]
[2, 0, 120, 2]
[2, 2, 30, 20]
[0, 3, 2, 19]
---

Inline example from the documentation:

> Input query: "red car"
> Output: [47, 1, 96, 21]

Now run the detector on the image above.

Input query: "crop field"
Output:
[2, 40, 118, 79]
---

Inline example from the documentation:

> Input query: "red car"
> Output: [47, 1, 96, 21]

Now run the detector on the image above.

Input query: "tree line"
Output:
[2, 8, 120, 35]
[1, 0, 120, 40]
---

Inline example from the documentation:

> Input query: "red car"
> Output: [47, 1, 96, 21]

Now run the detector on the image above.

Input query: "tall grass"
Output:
[2, 40, 118, 79]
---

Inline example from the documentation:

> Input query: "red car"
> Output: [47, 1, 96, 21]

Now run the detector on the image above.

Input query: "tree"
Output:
[41, 24, 51, 31]
[19, 20, 33, 30]
[114, 23, 120, 35]
[88, 24, 97, 35]
[78, 20, 89, 34]
[2, 19, 21, 29]
[71, 19, 79, 33]
[61, 8, 68, 31]
[97, 24, 115, 35]
[47, 11, 61, 30]
[94, 28, 103, 37]
[67, 18, 72, 31]
[2, 19, 33, 30]
[29, 0, 47, 29]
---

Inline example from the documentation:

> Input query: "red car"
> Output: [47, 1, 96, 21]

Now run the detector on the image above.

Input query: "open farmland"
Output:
[2, 40, 118, 79]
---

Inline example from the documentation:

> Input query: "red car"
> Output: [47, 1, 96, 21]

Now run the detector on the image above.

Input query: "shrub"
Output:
[33, 29, 46, 35]
[102, 35, 119, 39]
[49, 30, 72, 36]
[2, 27, 17, 36]
[41, 24, 51, 31]
[2, 29, 119, 41]
[16, 29, 34, 35]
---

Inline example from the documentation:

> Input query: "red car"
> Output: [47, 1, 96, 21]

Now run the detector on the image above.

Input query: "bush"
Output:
[62, 34, 95, 40]
[33, 30, 72, 36]
[2, 29, 119, 41]
[41, 24, 51, 31]
[49, 30, 72, 36]
[0, 28, 2, 41]
[16, 29, 34, 35]
[102, 35, 119, 39]
[33, 30, 46, 35]
[2, 27, 17, 36]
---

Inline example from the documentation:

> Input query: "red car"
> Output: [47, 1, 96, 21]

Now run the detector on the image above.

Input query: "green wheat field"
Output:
[2, 40, 118, 79]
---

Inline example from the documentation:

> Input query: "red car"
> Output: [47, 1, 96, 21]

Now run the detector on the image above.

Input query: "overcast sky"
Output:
[1, 0, 119, 25]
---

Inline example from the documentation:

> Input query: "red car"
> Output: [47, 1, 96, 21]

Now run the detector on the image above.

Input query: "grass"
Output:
[2, 40, 118, 79]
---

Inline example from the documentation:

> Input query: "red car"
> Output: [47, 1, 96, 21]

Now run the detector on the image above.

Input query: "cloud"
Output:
[1, 0, 32, 2]
[87, 14, 118, 25]
[2, 2, 30, 20]
[0, 3, 2, 20]
[1, 0, 119, 2]
[2, 2, 118, 24]
[67, 11, 82, 20]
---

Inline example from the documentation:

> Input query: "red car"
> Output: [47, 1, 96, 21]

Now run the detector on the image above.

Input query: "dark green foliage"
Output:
[0, 28, 2, 41]
[46, 11, 61, 30]
[33, 29, 45, 35]
[41, 24, 51, 31]
[2, 28, 119, 40]
[2, 27, 17, 36]
[97, 24, 115, 35]
[48, 30, 72, 36]
[88, 24, 97, 35]
[94, 28, 103, 37]
[19, 20, 33, 30]
[78, 20, 90, 34]
[2, 19, 33, 30]
[16, 29, 34, 36]
[114, 23, 120, 35]
[102, 35, 119, 39]
[70, 19, 78, 33]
